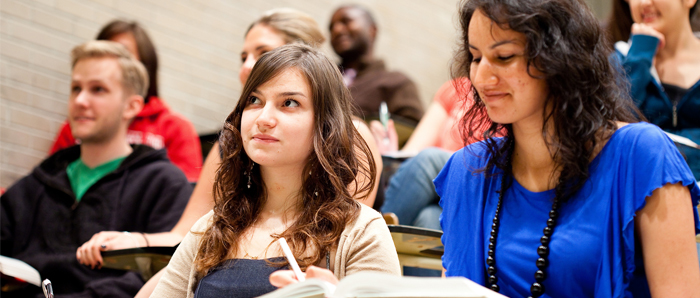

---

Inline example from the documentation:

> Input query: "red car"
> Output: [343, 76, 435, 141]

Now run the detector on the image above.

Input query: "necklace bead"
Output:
[487, 153, 560, 297]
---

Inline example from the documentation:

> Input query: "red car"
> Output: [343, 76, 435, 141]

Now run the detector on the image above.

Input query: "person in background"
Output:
[50, 20, 203, 181]
[1, 41, 191, 298]
[370, 78, 484, 230]
[608, 0, 700, 181]
[436, 0, 700, 297]
[75, 9, 384, 298]
[150, 43, 400, 298]
[329, 4, 424, 145]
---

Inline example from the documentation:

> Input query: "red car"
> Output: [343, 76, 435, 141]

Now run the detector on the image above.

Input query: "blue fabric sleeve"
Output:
[622, 35, 660, 107]
[620, 124, 700, 280]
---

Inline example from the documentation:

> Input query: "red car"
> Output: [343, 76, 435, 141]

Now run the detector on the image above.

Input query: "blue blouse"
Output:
[435, 123, 700, 298]
[194, 257, 287, 298]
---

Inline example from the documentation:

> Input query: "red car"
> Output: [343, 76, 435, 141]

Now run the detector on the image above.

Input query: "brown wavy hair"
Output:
[194, 44, 375, 277]
[453, 0, 643, 201]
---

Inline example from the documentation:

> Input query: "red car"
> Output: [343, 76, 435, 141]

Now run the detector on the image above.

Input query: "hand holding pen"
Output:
[379, 101, 390, 146]
[269, 238, 340, 288]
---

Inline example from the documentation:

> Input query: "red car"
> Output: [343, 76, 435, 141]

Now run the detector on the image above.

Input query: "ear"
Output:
[369, 24, 377, 42]
[123, 94, 144, 121]
[684, 0, 697, 9]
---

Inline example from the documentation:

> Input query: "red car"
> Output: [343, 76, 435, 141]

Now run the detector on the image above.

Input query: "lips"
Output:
[252, 134, 279, 143]
[641, 11, 659, 23]
[480, 91, 508, 103]
[72, 116, 95, 122]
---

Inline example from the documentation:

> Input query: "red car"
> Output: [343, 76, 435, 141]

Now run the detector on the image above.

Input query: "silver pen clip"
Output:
[42, 279, 54, 298]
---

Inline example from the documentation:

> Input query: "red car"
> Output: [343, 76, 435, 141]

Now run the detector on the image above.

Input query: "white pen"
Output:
[278, 238, 305, 282]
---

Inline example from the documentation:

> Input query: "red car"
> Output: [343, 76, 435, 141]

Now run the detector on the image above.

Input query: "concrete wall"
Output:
[0, 0, 616, 188]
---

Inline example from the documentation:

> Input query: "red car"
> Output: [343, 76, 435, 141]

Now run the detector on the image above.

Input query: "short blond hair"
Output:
[71, 40, 149, 97]
[248, 8, 325, 48]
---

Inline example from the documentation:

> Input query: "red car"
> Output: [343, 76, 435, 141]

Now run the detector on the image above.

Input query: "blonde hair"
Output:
[247, 8, 325, 48]
[71, 40, 149, 97]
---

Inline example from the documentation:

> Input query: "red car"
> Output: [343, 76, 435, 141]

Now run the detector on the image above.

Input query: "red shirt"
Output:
[50, 96, 202, 181]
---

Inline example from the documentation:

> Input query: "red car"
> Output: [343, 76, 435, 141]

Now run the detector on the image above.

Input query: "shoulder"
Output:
[344, 204, 384, 234]
[191, 210, 215, 234]
[339, 203, 391, 243]
[609, 122, 672, 150]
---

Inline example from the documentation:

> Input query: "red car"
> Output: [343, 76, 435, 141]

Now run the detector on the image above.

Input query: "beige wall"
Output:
[0, 0, 614, 188]
[0, 0, 463, 188]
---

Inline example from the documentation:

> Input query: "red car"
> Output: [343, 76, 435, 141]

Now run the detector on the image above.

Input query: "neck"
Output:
[511, 119, 558, 192]
[341, 51, 373, 71]
[259, 164, 305, 218]
[657, 22, 698, 61]
[79, 131, 132, 168]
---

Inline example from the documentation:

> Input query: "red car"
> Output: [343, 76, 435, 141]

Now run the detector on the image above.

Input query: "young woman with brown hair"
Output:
[150, 43, 399, 298]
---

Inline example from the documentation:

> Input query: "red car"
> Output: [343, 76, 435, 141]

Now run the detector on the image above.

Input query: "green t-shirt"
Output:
[66, 156, 126, 201]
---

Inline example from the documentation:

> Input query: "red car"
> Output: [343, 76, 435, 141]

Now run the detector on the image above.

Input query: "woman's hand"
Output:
[631, 23, 665, 53]
[76, 231, 145, 268]
[269, 265, 339, 288]
[369, 119, 399, 154]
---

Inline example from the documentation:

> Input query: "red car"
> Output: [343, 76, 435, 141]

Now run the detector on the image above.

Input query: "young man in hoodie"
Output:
[0, 41, 192, 298]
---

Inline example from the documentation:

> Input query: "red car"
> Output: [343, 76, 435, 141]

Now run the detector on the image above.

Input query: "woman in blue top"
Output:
[608, 0, 700, 179]
[435, 0, 700, 297]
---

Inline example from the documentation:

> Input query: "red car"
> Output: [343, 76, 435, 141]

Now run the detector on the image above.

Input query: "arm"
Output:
[354, 120, 382, 208]
[369, 102, 448, 154]
[401, 101, 449, 152]
[342, 216, 401, 276]
[77, 145, 219, 267]
[163, 115, 203, 182]
[622, 33, 662, 107]
[150, 218, 206, 298]
[637, 182, 700, 298]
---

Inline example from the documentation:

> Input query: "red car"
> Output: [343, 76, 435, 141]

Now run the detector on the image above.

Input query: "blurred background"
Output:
[0, 0, 639, 188]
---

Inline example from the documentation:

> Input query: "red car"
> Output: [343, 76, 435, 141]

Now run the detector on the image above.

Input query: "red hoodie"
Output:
[50, 96, 202, 181]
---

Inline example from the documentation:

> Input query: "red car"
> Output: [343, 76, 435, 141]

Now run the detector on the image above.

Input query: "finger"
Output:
[369, 121, 387, 138]
[269, 270, 301, 288]
[305, 266, 339, 285]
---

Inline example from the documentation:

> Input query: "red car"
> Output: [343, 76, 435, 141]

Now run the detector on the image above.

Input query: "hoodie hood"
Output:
[32, 144, 168, 194]
[137, 96, 168, 118]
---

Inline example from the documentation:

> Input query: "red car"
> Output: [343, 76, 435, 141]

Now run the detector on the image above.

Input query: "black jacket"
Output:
[1, 145, 192, 298]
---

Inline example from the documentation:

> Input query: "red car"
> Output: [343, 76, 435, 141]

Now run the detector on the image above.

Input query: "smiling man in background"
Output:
[0, 40, 191, 298]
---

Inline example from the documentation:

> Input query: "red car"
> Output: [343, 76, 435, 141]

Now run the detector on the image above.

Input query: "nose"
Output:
[73, 90, 90, 107]
[255, 103, 277, 131]
[471, 58, 498, 89]
[239, 55, 256, 85]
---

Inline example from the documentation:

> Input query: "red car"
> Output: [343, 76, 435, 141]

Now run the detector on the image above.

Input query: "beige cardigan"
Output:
[150, 204, 401, 298]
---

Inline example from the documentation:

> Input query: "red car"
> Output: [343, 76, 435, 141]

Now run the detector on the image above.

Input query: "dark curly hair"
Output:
[453, 0, 643, 201]
[194, 44, 375, 277]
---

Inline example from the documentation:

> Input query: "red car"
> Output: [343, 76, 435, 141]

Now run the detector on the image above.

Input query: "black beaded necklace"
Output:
[487, 147, 561, 298]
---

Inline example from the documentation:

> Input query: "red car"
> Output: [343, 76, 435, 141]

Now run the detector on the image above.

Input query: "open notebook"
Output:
[0, 255, 41, 287]
[257, 271, 508, 298]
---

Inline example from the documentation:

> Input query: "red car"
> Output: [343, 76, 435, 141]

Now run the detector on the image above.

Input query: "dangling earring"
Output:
[309, 170, 318, 196]
[246, 162, 255, 188]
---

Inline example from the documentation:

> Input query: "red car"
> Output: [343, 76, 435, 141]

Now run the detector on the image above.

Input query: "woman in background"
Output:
[50, 20, 203, 181]
[150, 43, 399, 298]
[607, 0, 700, 180]
[76, 9, 384, 297]
[435, 0, 700, 297]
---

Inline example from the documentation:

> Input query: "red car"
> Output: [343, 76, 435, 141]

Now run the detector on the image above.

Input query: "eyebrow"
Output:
[250, 90, 308, 98]
[241, 45, 272, 55]
[468, 39, 517, 50]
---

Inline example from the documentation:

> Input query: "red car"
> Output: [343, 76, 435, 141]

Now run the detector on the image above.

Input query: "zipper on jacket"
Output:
[672, 103, 678, 128]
